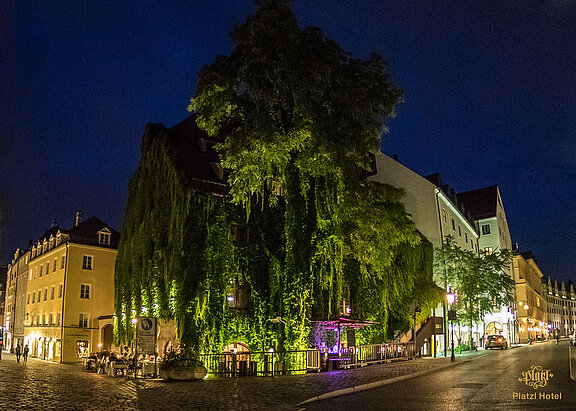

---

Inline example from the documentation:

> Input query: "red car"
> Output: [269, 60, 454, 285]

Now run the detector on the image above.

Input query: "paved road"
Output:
[1, 342, 571, 410]
[0, 350, 459, 410]
[302, 340, 576, 410]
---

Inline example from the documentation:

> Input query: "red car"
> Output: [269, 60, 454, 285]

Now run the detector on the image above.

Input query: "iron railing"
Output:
[200, 349, 321, 377]
[199, 342, 415, 377]
[335, 341, 416, 369]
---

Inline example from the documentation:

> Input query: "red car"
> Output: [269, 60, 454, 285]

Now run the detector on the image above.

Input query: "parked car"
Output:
[485, 334, 507, 349]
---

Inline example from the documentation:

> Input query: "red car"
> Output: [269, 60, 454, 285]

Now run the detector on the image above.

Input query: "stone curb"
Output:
[297, 353, 489, 406]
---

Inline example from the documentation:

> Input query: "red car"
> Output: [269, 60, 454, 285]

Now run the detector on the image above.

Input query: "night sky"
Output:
[1, 1, 575, 283]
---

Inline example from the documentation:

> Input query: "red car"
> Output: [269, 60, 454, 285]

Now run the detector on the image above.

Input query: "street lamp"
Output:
[447, 290, 456, 362]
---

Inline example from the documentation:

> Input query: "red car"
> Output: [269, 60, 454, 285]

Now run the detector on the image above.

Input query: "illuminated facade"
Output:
[24, 215, 118, 363]
[542, 278, 576, 336]
[3, 248, 30, 351]
[513, 251, 547, 343]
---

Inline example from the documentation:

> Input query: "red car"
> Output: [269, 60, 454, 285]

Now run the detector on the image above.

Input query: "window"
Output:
[40, 265, 43, 277]
[56, 312, 61, 326]
[27, 293, 30, 304]
[79, 313, 89, 328]
[61, 255, 66, 269]
[32, 293, 35, 303]
[51, 286, 55, 300]
[53, 259, 57, 272]
[484, 247, 493, 255]
[482, 224, 491, 235]
[80, 284, 91, 300]
[46, 262, 49, 273]
[98, 232, 111, 245]
[231, 223, 249, 246]
[58, 284, 63, 298]
[442, 208, 447, 223]
[458, 225, 462, 237]
[44, 288, 48, 301]
[451, 219, 455, 231]
[37, 291, 41, 302]
[82, 255, 93, 270]
[42, 314, 46, 326]
[465, 232, 468, 242]
[49, 313, 54, 325]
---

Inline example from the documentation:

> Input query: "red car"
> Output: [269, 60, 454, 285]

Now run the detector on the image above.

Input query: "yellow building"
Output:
[513, 251, 547, 343]
[24, 215, 118, 363]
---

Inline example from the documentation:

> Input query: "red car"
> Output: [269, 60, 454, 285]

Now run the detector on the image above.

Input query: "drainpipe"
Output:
[60, 243, 69, 363]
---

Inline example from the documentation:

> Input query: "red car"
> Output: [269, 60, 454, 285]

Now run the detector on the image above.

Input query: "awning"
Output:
[312, 317, 380, 330]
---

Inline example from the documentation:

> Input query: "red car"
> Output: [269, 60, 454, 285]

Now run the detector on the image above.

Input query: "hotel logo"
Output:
[518, 365, 553, 389]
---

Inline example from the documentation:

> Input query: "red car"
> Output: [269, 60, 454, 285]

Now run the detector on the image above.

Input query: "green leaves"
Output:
[434, 236, 514, 328]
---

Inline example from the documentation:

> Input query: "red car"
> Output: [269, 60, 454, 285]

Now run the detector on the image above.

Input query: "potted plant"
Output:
[159, 344, 207, 380]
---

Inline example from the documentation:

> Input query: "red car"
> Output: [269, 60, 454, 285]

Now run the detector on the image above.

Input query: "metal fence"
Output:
[199, 342, 415, 377]
[336, 342, 416, 369]
[200, 349, 321, 377]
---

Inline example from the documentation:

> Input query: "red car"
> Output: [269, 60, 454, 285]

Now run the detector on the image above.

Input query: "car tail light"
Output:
[497, 338, 503, 343]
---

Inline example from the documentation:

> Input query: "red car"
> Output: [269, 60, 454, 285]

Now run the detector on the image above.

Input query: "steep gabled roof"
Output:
[457, 185, 498, 220]
[68, 216, 120, 248]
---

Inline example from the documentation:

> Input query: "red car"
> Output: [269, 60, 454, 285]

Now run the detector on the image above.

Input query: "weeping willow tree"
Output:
[116, 0, 441, 355]
[187, 0, 440, 350]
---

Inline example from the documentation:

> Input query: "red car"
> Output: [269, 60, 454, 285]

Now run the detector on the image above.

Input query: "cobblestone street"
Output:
[0, 350, 485, 410]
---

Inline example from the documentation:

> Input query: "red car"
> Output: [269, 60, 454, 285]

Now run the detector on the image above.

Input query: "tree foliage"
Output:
[434, 236, 515, 343]
[189, 0, 421, 350]
[115, 0, 440, 355]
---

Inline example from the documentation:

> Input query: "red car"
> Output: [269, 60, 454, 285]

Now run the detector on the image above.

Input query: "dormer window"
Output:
[98, 228, 111, 245]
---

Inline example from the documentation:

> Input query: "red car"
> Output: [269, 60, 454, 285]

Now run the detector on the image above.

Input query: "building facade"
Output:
[368, 153, 480, 354]
[24, 216, 118, 362]
[542, 277, 576, 336]
[513, 251, 547, 343]
[3, 249, 30, 351]
[368, 154, 479, 252]
[458, 185, 516, 344]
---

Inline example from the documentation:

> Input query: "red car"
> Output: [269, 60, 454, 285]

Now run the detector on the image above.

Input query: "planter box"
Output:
[161, 365, 207, 380]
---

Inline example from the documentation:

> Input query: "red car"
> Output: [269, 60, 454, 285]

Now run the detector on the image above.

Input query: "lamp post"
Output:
[447, 290, 456, 362]
[132, 318, 138, 379]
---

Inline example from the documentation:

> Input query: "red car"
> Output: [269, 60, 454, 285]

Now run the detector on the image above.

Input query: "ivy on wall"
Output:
[115, 0, 442, 355]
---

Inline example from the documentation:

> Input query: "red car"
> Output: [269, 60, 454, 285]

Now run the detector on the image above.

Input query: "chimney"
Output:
[51, 218, 58, 228]
[75, 211, 83, 227]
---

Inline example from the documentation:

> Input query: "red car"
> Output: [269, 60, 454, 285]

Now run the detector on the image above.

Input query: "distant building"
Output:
[542, 277, 576, 336]
[513, 251, 547, 343]
[3, 248, 30, 351]
[458, 185, 516, 344]
[24, 215, 119, 362]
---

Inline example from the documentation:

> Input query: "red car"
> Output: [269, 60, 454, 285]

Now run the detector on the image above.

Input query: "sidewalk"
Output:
[0, 349, 490, 410]
[119, 350, 489, 409]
